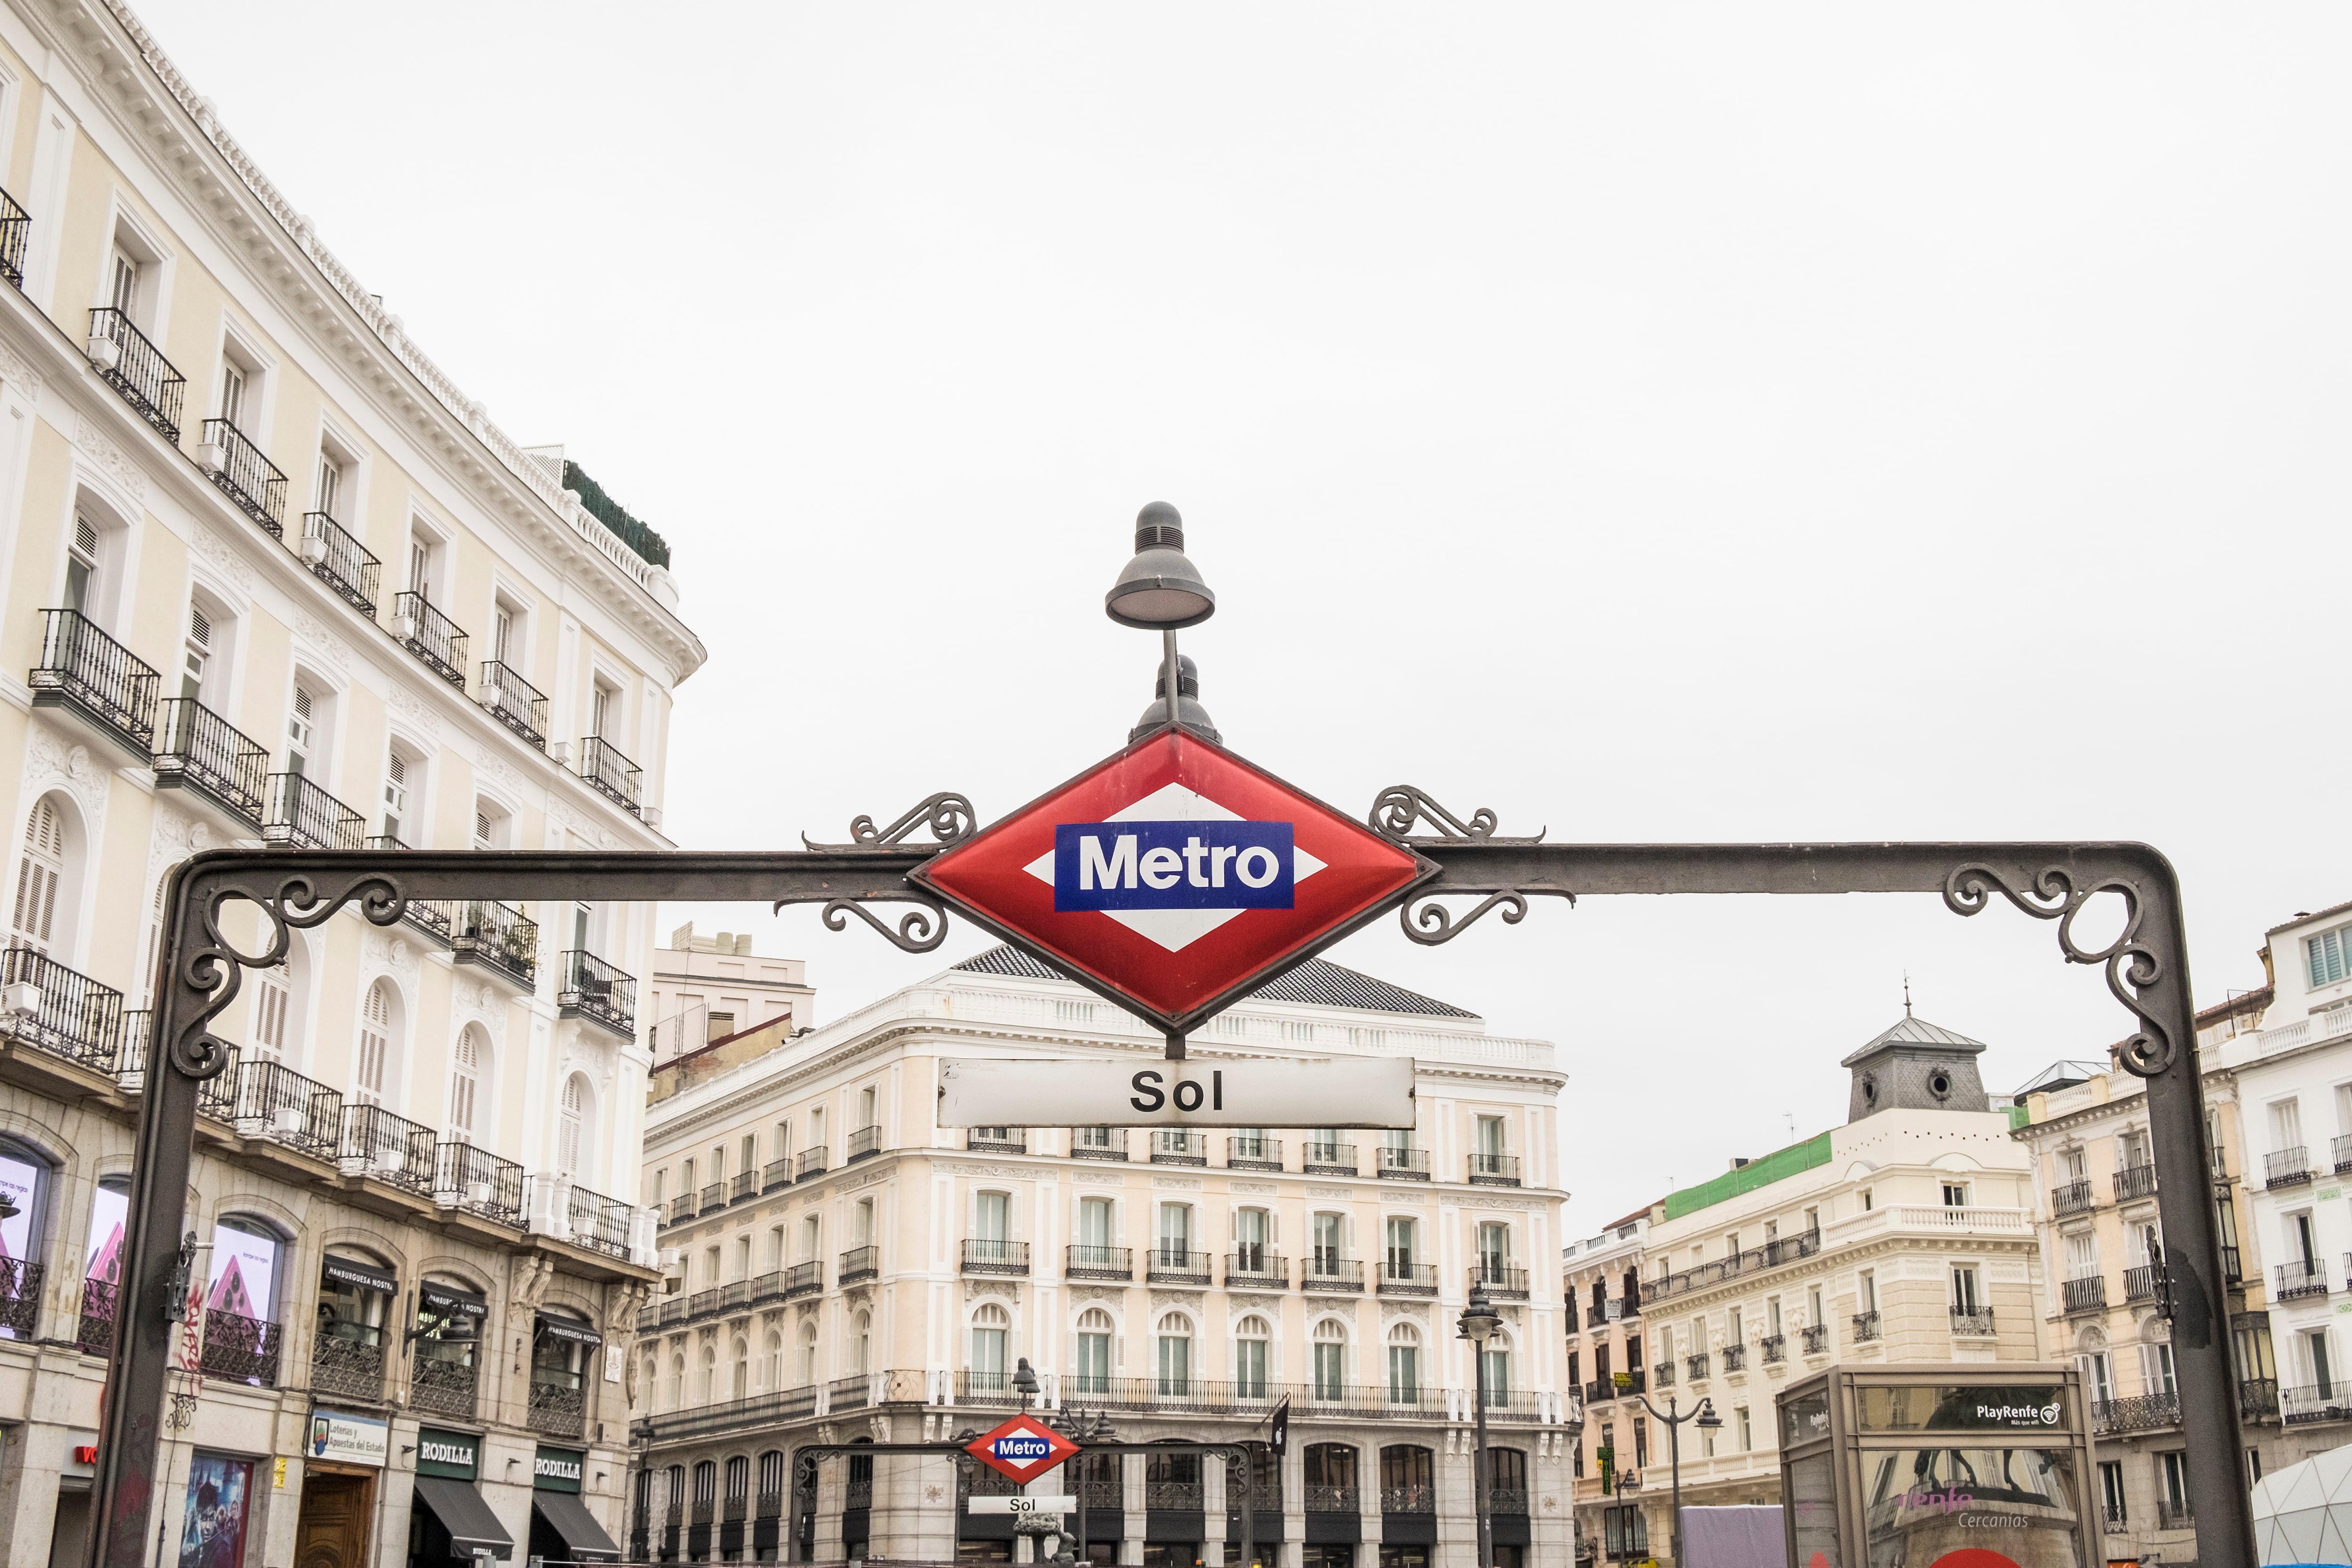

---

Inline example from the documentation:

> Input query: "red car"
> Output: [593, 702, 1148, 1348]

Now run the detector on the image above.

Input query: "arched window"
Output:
[765, 1330, 782, 1392]
[1386, 1321, 1421, 1403]
[799, 1321, 818, 1385]
[731, 1337, 749, 1400]
[699, 1344, 717, 1405]
[1073, 1307, 1114, 1394]
[0, 1137, 51, 1341]
[692, 1459, 717, 1506]
[1235, 1313, 1271, 1399]
[355, 979, 394, 1106]
[1156, 1312, 1192, 1395]
[249, 956, 292, 1065]
[1490, 1447, 1528, 1494]
[669, 1353, 685, 1410]
[1378, 1444, 1434, 1506]
[758, 1451, 785, 1502]
[971, 1303, 1009, 1393]
[641, 1355, 657, 1410]
[448, 1024, 486, 1144]
[1482, 1327, 1513, 1405]
[559, 1074, 589, 1178]
[11, 796, 68, 955]
[205, 1217, 285, 1386]
[853, 1311, 872, 1375]
[1311, 1319, 1347, 1400]
[1304, 1442, 1358, 1493]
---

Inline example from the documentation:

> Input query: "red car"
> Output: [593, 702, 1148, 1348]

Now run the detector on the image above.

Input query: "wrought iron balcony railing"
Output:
[961, 1239, 1029, 1276]
[201, 1307, 283, 1386]
[478, 661, 548, 748]
[1470, 1151, 1523, 1186]
[300, 511, 379, 614]
[2092, 1393, 2181, 1434]
[580, 734, 643, 813]
[558, 949, 636, 1035]
[762, 1159, 789, 1192]
[1225, 1250, 1288, 1289]
[232, 1059, 342, 1158]
[1653, 1361, 1675, 1388]
[392, 592, 469, 688]
[838, 1246, 878, 1285]
[2114, 1162, 2158, 1201]
[1722, 1343, 1746, 1371]
[1373, 1145, 1430, 1180]
[2267, 1146, 2313, 1188]
[32, 608, 158, 755]
[966, 1127, 1023, 1154]
[2242, 1377, 2281, 1422]
[848, 1124, 885, 1160]
[453, 899, 538, 986]
[199, 418, 286, 533]
[197, 1041, 240, 1122]
[1302, 1256, 1364, 1292]
[1304, 1485, 1359, 1514]
[2051, 1178, 2095, 1217]
[1852, 1310, 1882, 1342]
[2125, 1263, 2164, 1303]
[1686, 1353, 1711, 1380]
[1227, 1134, 1281, 1170]
[339, 1103, 436, 1192]
[1067, 1245, 1131, 1281]
[731, 1171, 755, 1201]
[1303, 1142, 1357, 1175]
[78, 1275, 117, 1355]
[0, 945, 126, 1072]
[154, 699, 267, 827]
[2063, 1275, 2107, 1313]
[1760, 1333, 1786, 1364]
[1949, 1306, 1996, 1336]
[0, 1257, 42, 1338]
[2278, 1259, 2329, 1301]
[0, 186, 26, 289]
[264, 772, 363, 850]
[435, 1141, 524, 1226]
[796, 1146, 827, 1178]
[528, 1378, 586, 1437]
[1147, 1248, 1213, 1285]
[1378, 1261, 1438, 1296]
[1470, 1262, 1530, 1299]
[1146, 1481, 1204, 1511]
[410, 1351, 477, 1419]
[310, 1325, 385, 1402]
[1151, 1130, 1207, 1165]
[1381, 1484, 1435, 1515]
[87, 307, 185, 440]
[1072, 1130, 1128, 1161]
[1802, 1324, 1828, 1354]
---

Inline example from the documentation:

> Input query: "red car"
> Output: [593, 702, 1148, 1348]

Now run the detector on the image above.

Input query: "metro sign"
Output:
[966, 1414, 1081, 1486]
[914, 729, 1435, 1032]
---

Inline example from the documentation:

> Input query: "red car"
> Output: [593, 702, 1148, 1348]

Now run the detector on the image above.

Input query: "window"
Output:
[286, 682, 317, 777]
[854, 1197, 875, 1246]
[2311, 925, 2352, 988]
[2158, 1450, 2190, 1512]
[1481, 1330, 1510, 1406]
[799, 1322, 818, 1385]
[314, 449, 343, 521]
[2084, 1351, 2114, 1405]
[249, 958, 291, 1065]
[1311, 1212, 1343, 1272]
[2304, 1331, 2333, 1398]
[1235, 1207, 1270, 1268]
[2274, 1098, 2306, 1154]
[0, 1139, 49, 1341]
[971, 1303, 1009, 1392]
[492, 597, 518, 668]
[1477, 1221, 1512, 1282]
[2099, 1460, 2126, 1525]
[471, 803, 504, 852]
[12, 797, 67, 955]
[1386, 1322, 1419, 1401]
[381, 750, 410, 845]
[180, 602, 212, 702]
[1234, 1315, 1268, 1399]
[1860, 1270, 1878, 1313]
[1809, 1284, 1824, 1327]
[1156, 1313, 1192, 1394]
[1941, 1181, 1969, 1207]
[2149, 1341, 2180, 1398]
[1950, 1265, 1981, 1314]
[1160, 1202, 1194, 1261]
[107, 244, 140, 318]
[1385, 1215, 1417, 1275]
[355, 979, 393, 1106]
[64, 516, 100, 619]
[1737, 1406, 1752, 1451]
[975, 1192, 1010, 1244]
[407, 528, 437, 600]
[1860, 1189, 1874, 1211]
[1077, 1196, 1113, 1256]
[1476, 1115, 1506, 1154]
[591, 679, 617, 739]
[558, 1074, 588, 1178]
[1076, 1125, 1116, 1150]
[2066, 1233, 2098, 1278]
[1632, 1414, 1647, 1468]
[1312, 1320, 1346, 1399]
[216, 355, 246, 429]
[1074, 1307, 1114, 1393]
[852, 1312, 871, 1375]
[448, 1025, 484, 1143]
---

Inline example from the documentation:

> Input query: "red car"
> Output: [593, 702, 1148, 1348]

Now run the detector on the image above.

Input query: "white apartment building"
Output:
[646, 923, 815, 1062]
[0, 3, 699, 1567]
[1560, 1210, 1649, 1565]
[629, 945, 1575, 1568]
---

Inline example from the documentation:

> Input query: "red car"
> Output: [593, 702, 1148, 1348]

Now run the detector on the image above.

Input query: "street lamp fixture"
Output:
[1628, 1389, 1719, 1568]
[1457, 1287, 1502, 1568]
[1104, 502, 1216, 629]
[1012, 1357, 1039, 1411]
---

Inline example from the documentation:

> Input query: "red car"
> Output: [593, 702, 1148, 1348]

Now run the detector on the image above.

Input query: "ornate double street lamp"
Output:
[1459, 1287, 1502, 1568]
[1620, 1377, 1721, 1568]
[86, 502, 2259, 1568]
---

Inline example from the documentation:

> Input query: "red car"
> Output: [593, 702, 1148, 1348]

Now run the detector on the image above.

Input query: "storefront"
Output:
[294, 1412, 387, 1568]
[407, 1427, 511, 1568]
[529, 1445, 620, 1564]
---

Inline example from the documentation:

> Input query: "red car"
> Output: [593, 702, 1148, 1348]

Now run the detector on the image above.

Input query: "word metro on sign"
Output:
[938, 1057, 1417, 1130]
[966, 1416, 1081, 1486]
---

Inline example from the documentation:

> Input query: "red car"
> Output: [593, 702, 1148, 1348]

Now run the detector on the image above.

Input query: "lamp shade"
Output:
[1105, 502, 1216, 629]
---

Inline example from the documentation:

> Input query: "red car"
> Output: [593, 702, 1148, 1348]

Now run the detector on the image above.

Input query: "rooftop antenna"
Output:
[1903, 971, 1913, 1018]
[1783, 1111, 1796, 1145]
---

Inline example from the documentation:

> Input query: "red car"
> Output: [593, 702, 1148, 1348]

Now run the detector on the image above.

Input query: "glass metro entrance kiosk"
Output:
[1778, 1365, 2099, 1568]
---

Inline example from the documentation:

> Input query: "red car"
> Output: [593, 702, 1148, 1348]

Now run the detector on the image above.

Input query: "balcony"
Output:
[2224, 1244, 2244, 1285]
[477, 661, 548, 748]
[392, 591, 469, 689]
[558, 949, 636, 1036]
[962, 1240, 1030, 1276]
[1378, 1261, 1438, 1297]
[966, 1127, 1023, 1155]
[2284, 1382, 2352, 1426]
[1722, 1343, 1746, 1372]
[1381, 1485, 1435, 1515]
[669, 1194, 697, 1223]
[1641, 1229, 1825, 1305]
[228, 1062, 343, 1161]
[2051, 1178, 2094, 1217]
[1072, 1131, 1128, 1161]
[1377, 1146, 1430, 1180]
[2243, 1377, 2281, 1422]
[1303, 1142, 1357, 1176]
[1469, 1151, 1523, 1186]
[1760, 1333, 1786, 1364]
[0, 1258, 43, 1338]
[700, 1183, 724, 1210]
[264, 772, 363, 850]
[839, 1246, 878, 1285]
[784, 1262, 823, 1298]
[1686, 1353, 1711, 1381]
[0, 187, 24, 288]
[560, 1181, 635, 1259]
[153, 699, 267, 827]
[201, 1307, 283, 1386]
[31, 609, 158, 757]
[452, 899, 538, 987]
[2092, 1393, 2181, 1434]
[1653, 1361, 1675, 1388]
[1226, 1250, 1288, 1290]
[310, 1325, 385, 1403]
[1802, 1324, 1828, 1355]
[2279, 1260, 2330, 1301]
[1852, 1310, 1882, 1342]
[1302, 1256, 1363, 1293]
[795, 1146, 828, 1179]
[2063, 1275, 2107, 1314]
[87, 307, 186, 440]
[840, 1124, 882, 1161]
[1228, 1134, 1281, 1171]
[1148, 1480, 1206, 1512]
[0, 946, 127, 1074]
[2114, 1162, 2158, 1202]
[826, 1373, 872, 1412]
[731, 1171, 755, 1201]
[761, 1159, 789, 1193]
[411, 1353, 477, 1419]
[1151, 1130, 1207, 1166]
[1067, 1245, 1132, 1281]
[298, 511, 380, 615]
[198, 418, 286, 533]
[338, 1104, 436, 1194]
[2157, 1502, 2193, 1533]
[2125, 1263, 2163, 1303]
[580, 734, 643, 814]
[197, 1043, 240, 1122]
[1147, 1247, 1213, 1286]
[2267, 1146, 2313, 1189]
[434, 1142, 524, 1227]
[1949, 1306, 1996, 1336]
[1304, 1484, 1359, 1515]
[528, 1379, 585, 1438]
[1470, 1262, 1530, 1300]
[78, 1277, 117, 1355]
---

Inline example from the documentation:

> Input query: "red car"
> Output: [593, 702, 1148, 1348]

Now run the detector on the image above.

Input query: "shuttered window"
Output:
[2312, 926, 2352, 987]
[12, 800, 64, 954]
[355, 980, 391, 1105]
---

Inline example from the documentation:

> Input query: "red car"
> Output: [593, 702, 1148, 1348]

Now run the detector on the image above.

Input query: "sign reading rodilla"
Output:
[915, 729, 1431, 1030]
[966, 1416, 1080, 1487]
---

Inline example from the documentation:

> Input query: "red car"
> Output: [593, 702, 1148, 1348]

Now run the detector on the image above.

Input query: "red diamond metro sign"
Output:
[913, 729, 1435, 1034]
[967, 1413, 1081, 1485]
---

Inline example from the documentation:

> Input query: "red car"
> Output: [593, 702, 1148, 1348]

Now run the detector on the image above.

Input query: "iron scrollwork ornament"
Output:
[1401, 890, 1534, 946]
[1367, 785, 1544, 844]
[174, 870, 408, 1080]
[802, 792, 977, 852]
[807, 892, 953, 955]
[1942, 862, 2173, 1075]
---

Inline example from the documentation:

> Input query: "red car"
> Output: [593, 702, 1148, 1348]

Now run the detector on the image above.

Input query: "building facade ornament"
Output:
[292, 608, 352, 669]
[72, 414, 146, 504]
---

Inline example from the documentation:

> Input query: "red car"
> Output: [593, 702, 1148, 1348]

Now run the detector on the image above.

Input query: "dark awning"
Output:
[414, 1477, 514, 1560]
[534, 1311, 602, 1346]
[532, 1492, 620, 1563]
[321, 1255, 397, 1295]
[421, 1281, 489, 1319]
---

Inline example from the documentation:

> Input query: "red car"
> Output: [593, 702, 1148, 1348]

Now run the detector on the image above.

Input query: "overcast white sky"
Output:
[136, 2, 2352, 1234]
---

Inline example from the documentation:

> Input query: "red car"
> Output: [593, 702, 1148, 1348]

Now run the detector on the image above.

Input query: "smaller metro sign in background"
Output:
[966, 1416, 1080, 1486]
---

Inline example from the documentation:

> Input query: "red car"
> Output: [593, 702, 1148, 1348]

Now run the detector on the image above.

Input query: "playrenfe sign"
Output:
[1856, 1385, 2073, 1433]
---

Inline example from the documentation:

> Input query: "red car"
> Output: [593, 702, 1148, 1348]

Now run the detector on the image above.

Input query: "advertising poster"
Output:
[206, 1225, 278, 1320]
[0, 1149, 35, 1340]
[85, 1185, 127, 1282]
[178, 1453, 252, 1568]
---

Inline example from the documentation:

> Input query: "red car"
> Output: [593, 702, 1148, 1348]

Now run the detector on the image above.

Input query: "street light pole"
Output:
[1459, 1286, 1502, 1568]
[1629, 1391, 1720, 1568]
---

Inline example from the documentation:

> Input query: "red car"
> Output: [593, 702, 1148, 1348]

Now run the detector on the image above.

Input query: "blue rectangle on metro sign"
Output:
[1053, 820, 1295, 911]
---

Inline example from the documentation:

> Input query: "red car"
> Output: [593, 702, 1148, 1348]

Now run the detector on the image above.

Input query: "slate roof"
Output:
[1837, 1013, 1988, 1067]
[953, 944, 1478, 1019]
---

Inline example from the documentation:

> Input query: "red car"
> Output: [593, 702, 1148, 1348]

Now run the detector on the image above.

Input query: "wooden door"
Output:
[293, 1470, 373, 1568]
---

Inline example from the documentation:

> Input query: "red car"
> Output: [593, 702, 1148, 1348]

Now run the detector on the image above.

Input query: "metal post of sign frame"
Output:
[90, 798, 2252, 1568]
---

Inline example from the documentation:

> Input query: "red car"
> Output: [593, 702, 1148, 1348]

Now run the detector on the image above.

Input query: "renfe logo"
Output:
[1054, 820, 1295, 911]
